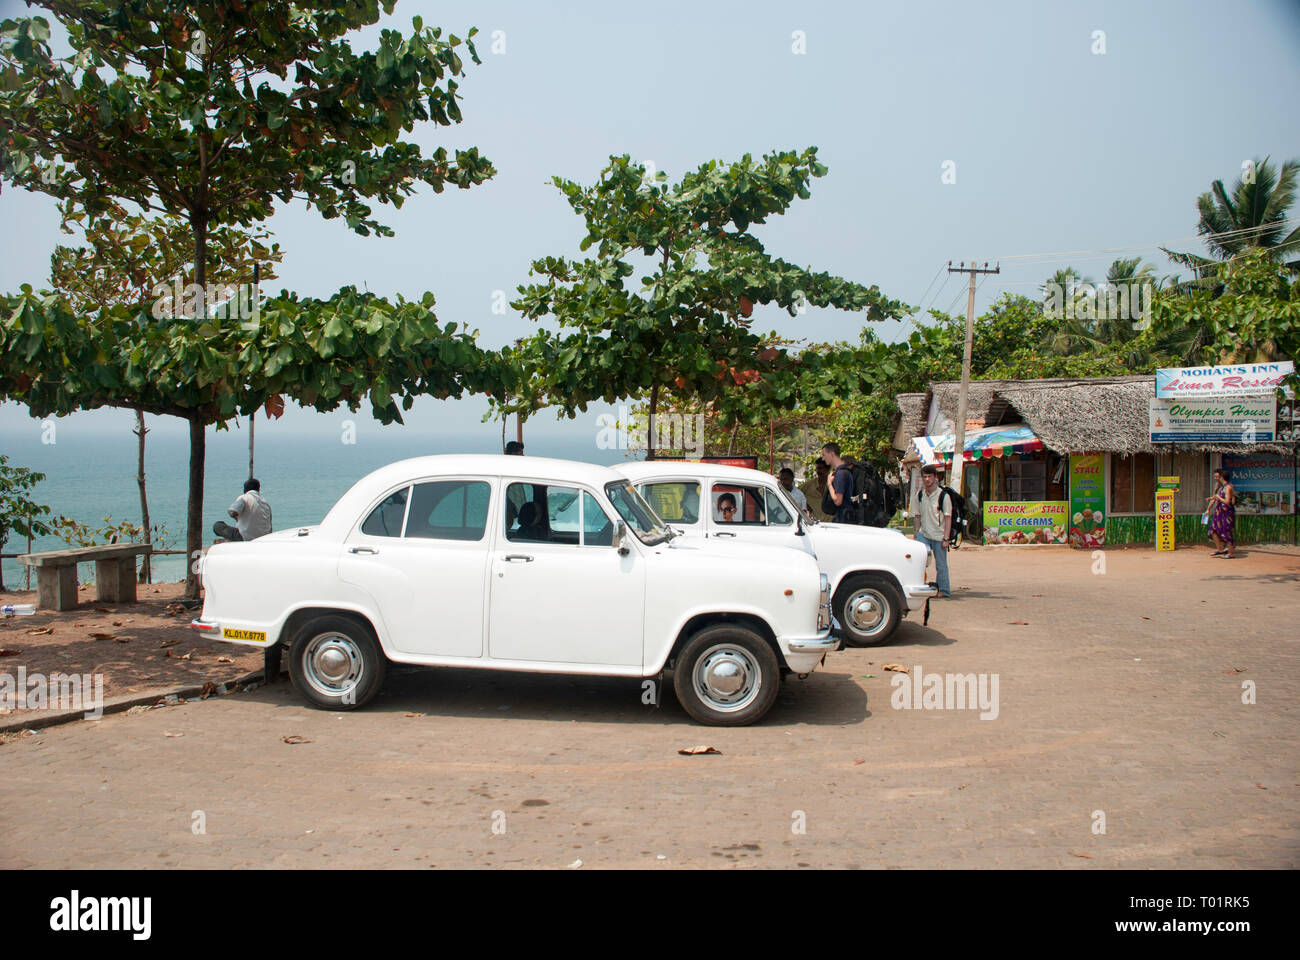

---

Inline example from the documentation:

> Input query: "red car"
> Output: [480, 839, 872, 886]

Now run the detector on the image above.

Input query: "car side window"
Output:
[712, 483, 767, 524]
[582, 491, 614, 546]
[764, 487, 794, 526]
[405, 480, 491, 541]
[360, 486, 410, 537]
[639, 481, 701, 524]
[505, 483, 582, 545]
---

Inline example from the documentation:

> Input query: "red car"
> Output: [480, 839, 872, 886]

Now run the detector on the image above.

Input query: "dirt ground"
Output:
[0, 542, 1297, 869]
[0, 581, 264, 714]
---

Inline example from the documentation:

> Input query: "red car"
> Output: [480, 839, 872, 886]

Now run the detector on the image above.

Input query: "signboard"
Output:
[1068, 454, 1106, 548]
[1156, 361, 1294, 398]
[1156, 490, 1175, 551]
[1220, 454, 1296, 515]
[1149, 397, 1276, 443]
[655, 455, 760, 469]
[1157, 476, 1180, 491]
[1278, 400, 1298, 443]
[982, 501, 1068, 544]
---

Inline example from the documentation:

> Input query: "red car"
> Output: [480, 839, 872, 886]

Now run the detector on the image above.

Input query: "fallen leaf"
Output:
[25, 627, 53, 635]
[1223, 668, 1245, 675]
[567, 859, 582, 869]
[678, 745, 721, 755]
[0, 649, 21, 657]
[1256, 784, 1267, 790]
[90, 632, 117, 641]
[112, 621, 123, 627]
[853, 759, 865, 765]
[282, 735, 313, 745]
[1140, 616, 1151, 620]
[882, 664, 908, 674]
[164, 730, 184, 738]
[521, 799, 549, 806]
[177, 653, 191, 661]
[1008, 621, 1030, 626]
[159, 639, 180, 648]
[216, 656, 233, 663]
[1070, 852, 1092, 859]
[403, 712, 425, 718]
[94, 607, 112, 613]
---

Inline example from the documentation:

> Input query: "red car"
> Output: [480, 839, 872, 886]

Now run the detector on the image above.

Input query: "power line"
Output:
[992, 218, 1300, 265]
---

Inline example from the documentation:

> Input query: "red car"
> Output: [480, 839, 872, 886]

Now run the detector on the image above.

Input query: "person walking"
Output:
[213, 478, 273, 542]
[820, 443, 855, 523]
[1207, 467, 1236, 558]
[913, 464, 952, 597]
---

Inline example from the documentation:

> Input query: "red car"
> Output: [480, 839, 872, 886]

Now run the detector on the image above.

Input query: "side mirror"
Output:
[613, 521, 629, 555]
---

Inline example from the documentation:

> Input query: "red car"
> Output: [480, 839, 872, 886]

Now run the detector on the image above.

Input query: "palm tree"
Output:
[1163, 155, 1300, 280]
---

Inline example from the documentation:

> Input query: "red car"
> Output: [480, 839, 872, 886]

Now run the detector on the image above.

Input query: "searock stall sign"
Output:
[1149, 398, 1276, 442]
[983, 501, 1068, 544]
[1156, 361, 1294, 399]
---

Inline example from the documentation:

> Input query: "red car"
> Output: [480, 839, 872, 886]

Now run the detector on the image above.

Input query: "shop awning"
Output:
[907, 423, 1044, 466]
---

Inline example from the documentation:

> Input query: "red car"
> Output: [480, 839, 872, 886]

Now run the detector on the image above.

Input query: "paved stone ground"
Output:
[1, 543, 1296, 869]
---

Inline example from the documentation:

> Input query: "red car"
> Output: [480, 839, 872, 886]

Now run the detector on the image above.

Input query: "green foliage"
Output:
[0, 3, 494, 238]
[0, 286, 500, 426]
[51, 515, 171, 552]
[503, 149, 907, 430]
[0, 454, 54, 554]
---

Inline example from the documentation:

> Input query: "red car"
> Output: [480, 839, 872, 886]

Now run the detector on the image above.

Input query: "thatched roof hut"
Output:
[916, 376, 1290, 456]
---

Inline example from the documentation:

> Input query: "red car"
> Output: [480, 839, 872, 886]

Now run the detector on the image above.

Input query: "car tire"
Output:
[835, 575, 903, 646]
[672, 624, 780, 726]
[288, 614, 386, 710]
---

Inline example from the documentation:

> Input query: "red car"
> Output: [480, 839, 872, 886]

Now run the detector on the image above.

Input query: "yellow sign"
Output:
[223, 627, 267, 643]
[1155, 490, 1175, 551]
[1158, 476, 1181, 490]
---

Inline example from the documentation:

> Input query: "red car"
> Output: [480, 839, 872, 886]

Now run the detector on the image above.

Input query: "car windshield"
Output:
[774, 482, 813, 524]
[605, 481, 673, 545]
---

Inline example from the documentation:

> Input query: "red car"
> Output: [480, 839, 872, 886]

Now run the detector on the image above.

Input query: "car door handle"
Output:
[349, 546, 378, 555]
[504, 554, 534, 562]
[713, 532, 736, 538]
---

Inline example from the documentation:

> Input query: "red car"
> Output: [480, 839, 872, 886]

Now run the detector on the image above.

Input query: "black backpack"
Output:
[918, 484, 968, 548]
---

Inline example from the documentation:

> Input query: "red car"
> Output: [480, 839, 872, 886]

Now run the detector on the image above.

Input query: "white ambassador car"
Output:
[615, 462, 936, 645]
[194, 455, 834, 726]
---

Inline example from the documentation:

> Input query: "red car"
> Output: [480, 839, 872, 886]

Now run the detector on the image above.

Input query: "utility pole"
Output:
[946, 259, 1000, 495]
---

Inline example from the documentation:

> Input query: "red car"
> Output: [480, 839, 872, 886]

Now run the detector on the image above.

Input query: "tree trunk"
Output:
[727, 421, 739, 456]
[185, 414, 205, 599]
[134, 410, 152, 583]
[647, 383, 658, 461]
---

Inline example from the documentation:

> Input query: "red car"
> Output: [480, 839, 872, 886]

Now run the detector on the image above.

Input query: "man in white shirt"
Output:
[913, 464, 952, 598]
[778, 468, 809, 517]
[213, 478, 274, 541]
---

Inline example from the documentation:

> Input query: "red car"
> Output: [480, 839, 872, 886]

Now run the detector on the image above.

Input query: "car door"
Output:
[337, 478, 493, 658]
[488, 483, 644, 667]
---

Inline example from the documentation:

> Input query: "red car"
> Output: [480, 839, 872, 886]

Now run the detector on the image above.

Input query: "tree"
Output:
[0, 455, 56, 592]
[48, 211, 282, 581]
[0, 287, 503, 588]
[502, 149, 907, 456]
[1, 2, 495, 596]
[1163, 155, 1300, 278]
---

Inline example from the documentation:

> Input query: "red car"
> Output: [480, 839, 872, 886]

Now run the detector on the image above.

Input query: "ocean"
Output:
[1, 419, 634, 587]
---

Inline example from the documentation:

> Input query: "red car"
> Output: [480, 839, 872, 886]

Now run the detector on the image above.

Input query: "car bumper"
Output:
[903, 583, 938, 611]
[783, 630, 837, 673]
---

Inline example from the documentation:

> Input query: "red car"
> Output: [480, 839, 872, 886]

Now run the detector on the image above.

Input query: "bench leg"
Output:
[95, 557, 138, 604]
[37, 566, 78, 612]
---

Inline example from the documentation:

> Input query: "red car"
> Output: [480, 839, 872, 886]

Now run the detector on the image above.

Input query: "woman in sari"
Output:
[1206, 468, 1236, 558]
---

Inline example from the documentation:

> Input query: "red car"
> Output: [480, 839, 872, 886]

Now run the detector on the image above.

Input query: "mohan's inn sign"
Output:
[1155, 361, 1294, 399]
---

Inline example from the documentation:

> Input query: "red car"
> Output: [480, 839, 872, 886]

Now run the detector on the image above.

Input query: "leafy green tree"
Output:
[1163, 155, 1300, 277]
[503, 149, 907, 456]
[0, 287, 501, 595]
[0, 455, 56, 592]
[1, 2, 494, 596]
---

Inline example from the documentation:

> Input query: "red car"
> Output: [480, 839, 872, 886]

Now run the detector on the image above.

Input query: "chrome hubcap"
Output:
[846, 589, 887, 635]
[693, 644, 760, 712]
[302, 632, 363, 698]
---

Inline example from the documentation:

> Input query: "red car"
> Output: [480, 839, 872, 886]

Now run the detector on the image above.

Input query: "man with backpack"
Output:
[914, 464, 953, 598]
[820, 443, 855, 523]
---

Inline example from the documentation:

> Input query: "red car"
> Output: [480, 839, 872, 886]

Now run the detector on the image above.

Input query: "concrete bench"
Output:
[17, 544, 153, 611]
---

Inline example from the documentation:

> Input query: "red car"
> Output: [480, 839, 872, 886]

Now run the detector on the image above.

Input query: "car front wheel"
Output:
[289, 614, 386, 710]
[835, 575, 903, 646]
[672, 624, 780, 726]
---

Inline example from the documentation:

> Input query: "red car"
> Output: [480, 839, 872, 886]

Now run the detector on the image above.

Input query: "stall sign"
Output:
[983, 501, 1068, 544]
[1068, 454, 1106, 548]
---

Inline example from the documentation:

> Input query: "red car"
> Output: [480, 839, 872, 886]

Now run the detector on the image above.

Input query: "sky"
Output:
[2, 0, 1299, 447]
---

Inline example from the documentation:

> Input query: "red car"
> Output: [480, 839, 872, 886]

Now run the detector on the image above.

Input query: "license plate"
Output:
[222, 628, 267, 643]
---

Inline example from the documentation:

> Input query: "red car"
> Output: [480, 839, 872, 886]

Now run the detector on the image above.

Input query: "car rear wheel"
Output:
[672, 624, 780, 726]
[835, 575, 903, 646]
[289, 614, 386, 710]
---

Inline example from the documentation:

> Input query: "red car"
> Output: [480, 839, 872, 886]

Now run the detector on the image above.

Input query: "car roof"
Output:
[614, 461, 782, 485]
[318, 455, 630, 537]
